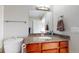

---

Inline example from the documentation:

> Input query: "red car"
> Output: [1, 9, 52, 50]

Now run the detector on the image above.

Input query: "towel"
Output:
[57, 20, 65, 31]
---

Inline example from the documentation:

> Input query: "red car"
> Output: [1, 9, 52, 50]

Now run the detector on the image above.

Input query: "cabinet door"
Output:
[60, 41, 68, 48]
[26, 43, 41, 53]
[42, 42, 59, 50]
[42, 49, 59, 53]
[28, 51, 41, 53]
[60, 48, 68, 53]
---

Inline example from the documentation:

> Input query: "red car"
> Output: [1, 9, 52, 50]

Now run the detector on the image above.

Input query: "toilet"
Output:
[4, 38, 23, 53]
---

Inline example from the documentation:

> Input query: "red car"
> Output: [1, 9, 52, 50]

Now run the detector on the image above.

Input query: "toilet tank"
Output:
[4, 38, 23, 53]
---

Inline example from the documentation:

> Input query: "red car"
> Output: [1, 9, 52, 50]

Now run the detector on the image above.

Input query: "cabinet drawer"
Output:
[42, 49, 59, 53]
[42, 42, 59, 50]
[27, 43, 41, 52]
[28, 51, 41, 53]
[60, 48, 68, 53]
[60, 41, 68, 48]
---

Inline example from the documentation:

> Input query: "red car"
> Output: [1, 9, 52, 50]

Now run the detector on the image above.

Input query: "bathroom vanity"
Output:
[24, 35, 69, 53]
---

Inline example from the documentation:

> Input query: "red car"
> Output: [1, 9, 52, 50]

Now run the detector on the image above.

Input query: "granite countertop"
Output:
[24, 35, 70, 44]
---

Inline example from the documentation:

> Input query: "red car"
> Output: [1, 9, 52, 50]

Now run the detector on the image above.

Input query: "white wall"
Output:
[0, 6, 3, 52]
[4, 6, 29, 38]
[52, 5, 79, 52]
[28, 18, 33, 34]
[52, 5, 70, 36]
[52, 5, 79, 36]
[44, 11, 53, 31]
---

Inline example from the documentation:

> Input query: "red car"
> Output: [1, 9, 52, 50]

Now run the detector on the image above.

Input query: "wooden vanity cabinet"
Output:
[60, 41, 68, 48]
[59, 41, 69, 53]
[26, 41, 69, 53]
[26, 43, 41, 53]
[42, 42, 59, 50]
[42, 49, 59, 53]
[41, 42, 59, 53]
[60, 47, 68, 53]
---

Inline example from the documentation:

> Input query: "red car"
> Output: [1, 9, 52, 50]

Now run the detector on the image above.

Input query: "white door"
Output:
[33, 20, 43, 33]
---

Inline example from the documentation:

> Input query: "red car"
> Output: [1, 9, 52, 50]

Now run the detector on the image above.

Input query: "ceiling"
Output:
[29, 10, 47, 19]
[28, 5, 50, 19]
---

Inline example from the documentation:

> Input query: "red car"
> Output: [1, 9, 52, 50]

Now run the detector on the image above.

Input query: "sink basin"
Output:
[37, 37, 52, 40]
[31, 37, 53, 42]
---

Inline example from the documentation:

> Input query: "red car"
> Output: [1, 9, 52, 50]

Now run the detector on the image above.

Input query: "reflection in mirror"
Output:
[28, 9, 53, 36]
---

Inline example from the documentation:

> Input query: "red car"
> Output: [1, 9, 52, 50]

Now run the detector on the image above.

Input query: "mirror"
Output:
[28, 10, 53, 35]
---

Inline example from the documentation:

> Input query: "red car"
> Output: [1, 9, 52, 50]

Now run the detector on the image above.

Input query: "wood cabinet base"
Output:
[26, 41, 69, 53]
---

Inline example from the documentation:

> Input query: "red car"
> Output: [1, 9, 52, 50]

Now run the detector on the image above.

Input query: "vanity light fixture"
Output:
[36, 5, 50, 11]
